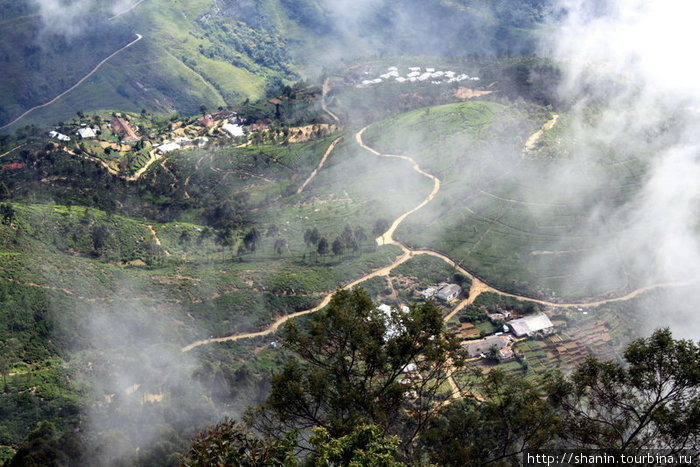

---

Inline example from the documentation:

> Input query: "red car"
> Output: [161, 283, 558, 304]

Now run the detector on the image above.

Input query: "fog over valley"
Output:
[0, 0, 698, 464]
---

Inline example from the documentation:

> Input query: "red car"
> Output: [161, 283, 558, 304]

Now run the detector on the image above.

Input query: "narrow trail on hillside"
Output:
[62, 146, 119, 176]
[182, 123, 697, 352]
[0, 144, 26, 158]
[322, 78, 341, 125]
[522, 114, 559, 157]
[108, 0, 147, 20]
[127, 149, 161, 181]
[146, 224, 170, 256]
[297, 136, 342, 194]
[0, 34, 143, 130]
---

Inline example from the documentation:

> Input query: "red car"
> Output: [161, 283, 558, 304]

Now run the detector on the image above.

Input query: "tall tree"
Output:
[421, 368, 560, 466]
[253, 288, 465, 459]
[317, 237, 329, 261]
[274, 238, 288, 257]
[545, 328, 700, 452]
[332, 237, 345, 257]
[354, 226, 367, 246]
[243, 228, 262, 254]
[373, 218, 389, 237]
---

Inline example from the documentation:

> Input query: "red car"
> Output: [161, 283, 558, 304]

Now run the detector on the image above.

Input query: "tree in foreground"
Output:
[310, 424, 403, 467]
[183, 420, 403, 467]
[186, 306, 700, 465]
[420, 368, 560, 466]
[545, 327, 700, 452]
[252, 287, 465, 461]
[183, 419, 297, 467]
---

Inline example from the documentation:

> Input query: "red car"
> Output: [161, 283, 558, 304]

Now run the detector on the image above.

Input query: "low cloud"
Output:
[546, 0, 700, 334]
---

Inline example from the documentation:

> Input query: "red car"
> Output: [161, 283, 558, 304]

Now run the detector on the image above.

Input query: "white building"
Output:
[49, 130, 70, 142]
[222, 123, 244, 137]
[157, 142, 181, 154]
[507, 313, 554, 338]
[77, 127, 96, 139]
[435, 283, 461, 302]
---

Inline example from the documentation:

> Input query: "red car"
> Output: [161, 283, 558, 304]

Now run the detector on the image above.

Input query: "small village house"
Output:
[464, 335, 509, 358]
[436, 283, 461, 302]
[110, 117, 140, 143]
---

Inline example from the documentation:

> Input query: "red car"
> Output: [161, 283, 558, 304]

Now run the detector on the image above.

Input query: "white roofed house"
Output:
[157, 142, 181, 154]
[77, 127, 96, 139]
[49, 130, 70, 142]
[506, 313, 554, 338]
[435, 283, 461, 302]
[419, 286, 438, 299]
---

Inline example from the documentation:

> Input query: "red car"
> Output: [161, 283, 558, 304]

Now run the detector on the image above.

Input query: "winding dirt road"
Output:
[0, 144, 26, 158]
[0, 34, 143, 131]
[108, 0, 147, 20]
[182, 123, 697, 352]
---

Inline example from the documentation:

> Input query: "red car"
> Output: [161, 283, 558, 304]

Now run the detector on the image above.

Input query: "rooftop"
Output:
[507, 313, 554, 337]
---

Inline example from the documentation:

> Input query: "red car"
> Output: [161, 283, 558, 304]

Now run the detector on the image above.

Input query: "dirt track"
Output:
[0, 34, 143, 130]
[296, 136, 342, 194]
[181, 122, 698, 352]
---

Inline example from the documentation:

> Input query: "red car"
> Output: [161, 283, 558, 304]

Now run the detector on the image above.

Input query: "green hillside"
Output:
[0, 0, 554, 130]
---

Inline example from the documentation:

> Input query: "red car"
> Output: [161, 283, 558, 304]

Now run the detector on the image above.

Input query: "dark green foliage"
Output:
[373, 218, 389, 237]
[243, 227, 262, 254]
[304, 227, 320, 247]
[0, 282, 60, 365]
[0, 203, 15, 224]
[421, 369, 560, 466]
[316, 236, 329, 259]
[0, 181, 10, 200]
[184, 419, 297, 467]
[310, 424, 403, 467]
[545, 328, 700, 451]
[331, 236, 344, 257]
[255, 288, 464, 459]
[458, 305, 488, 323]
[0, 367, 82, 448]
[7, 421, 84, 467]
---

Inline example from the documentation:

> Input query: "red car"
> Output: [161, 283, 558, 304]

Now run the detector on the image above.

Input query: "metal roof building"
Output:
[464, 335, 509, 357]
[507, 313, 554, 337]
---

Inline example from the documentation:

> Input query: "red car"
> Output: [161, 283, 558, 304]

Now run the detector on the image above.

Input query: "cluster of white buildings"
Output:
[360, 66, 480, 86]
[48, 130, 71, 142]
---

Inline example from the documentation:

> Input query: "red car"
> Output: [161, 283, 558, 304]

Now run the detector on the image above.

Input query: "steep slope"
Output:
[0, 0, 555, 130]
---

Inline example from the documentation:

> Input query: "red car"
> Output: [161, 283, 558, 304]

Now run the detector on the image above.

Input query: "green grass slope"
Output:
[362, 100, 646, 301]
[0, 0, 556, 130]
